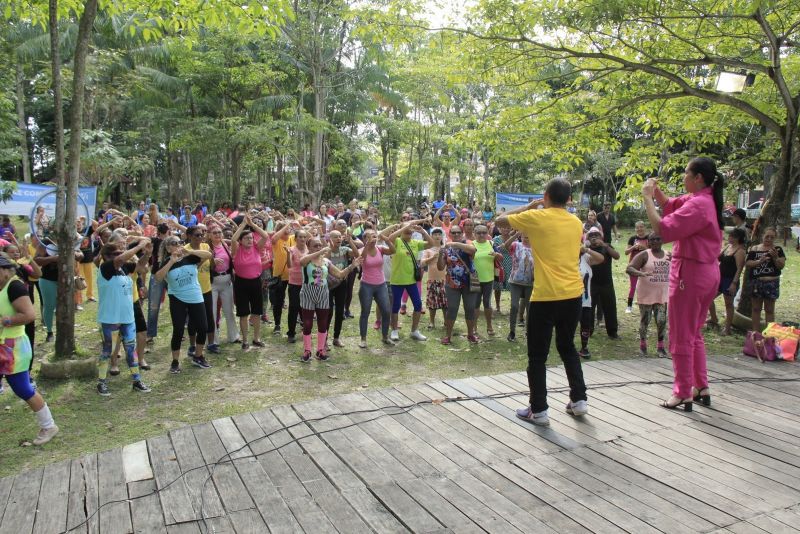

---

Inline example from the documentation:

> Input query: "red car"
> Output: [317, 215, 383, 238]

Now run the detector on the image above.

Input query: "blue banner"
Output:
[0, 183, 97, 219]
[495, 192, 544, 213]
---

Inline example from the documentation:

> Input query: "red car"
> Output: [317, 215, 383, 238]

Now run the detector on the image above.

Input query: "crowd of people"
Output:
[0, 159, 793, 443]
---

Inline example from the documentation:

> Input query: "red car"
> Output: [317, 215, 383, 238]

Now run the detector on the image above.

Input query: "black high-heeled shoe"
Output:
[693, 389, 711, 407]
[661, 398, 693, 412]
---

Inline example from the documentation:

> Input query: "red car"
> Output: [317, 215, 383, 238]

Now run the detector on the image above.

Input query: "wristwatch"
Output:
[2, 317, 11, 327]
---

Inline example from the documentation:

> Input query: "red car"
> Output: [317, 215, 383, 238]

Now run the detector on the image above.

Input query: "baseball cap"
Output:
[586, 228, 602, 236]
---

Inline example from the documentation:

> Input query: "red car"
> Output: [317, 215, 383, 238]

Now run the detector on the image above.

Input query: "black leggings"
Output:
[344, 269, 358, 313]
[169, 295, 207, 351]
[328, 283, 347, 339]
[188, 292, 214, 336]
[269, 279, 287, 327]
[287, 284, 301, 337]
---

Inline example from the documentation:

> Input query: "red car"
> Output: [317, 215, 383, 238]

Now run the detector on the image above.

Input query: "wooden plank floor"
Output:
[2, 354, 800, 534]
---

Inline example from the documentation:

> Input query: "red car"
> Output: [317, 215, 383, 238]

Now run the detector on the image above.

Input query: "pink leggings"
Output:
[668, 260, 718, 399]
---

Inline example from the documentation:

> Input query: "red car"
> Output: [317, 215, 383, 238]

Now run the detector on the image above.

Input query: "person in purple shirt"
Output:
[642, 157, 724, 412]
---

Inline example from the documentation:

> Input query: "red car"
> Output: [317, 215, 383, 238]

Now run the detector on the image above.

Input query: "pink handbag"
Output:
[743, 331, 778, 362]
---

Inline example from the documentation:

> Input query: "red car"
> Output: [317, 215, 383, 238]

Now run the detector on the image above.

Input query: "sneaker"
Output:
[146, 337, 154, 345]
[518, 320, 526, 327]
[188, 345, 196, 357]
[252, 340, 265, 348]
[0, 383, 4, 394]
[301, 350, 312, 362]
[333, 338, 344, 348]
[132, 380, 151, 393]
[373, 321, 381, 330]
[382, 337, 396, 346]
[566, 400, 588, 416]
[88, 297, 97, 302]
[316, 350, 329, 361]
[344, 311, 355, 319]
[467, 334, 480, 344]
[516, 406, 550, 426]
[170, 360, 181, 374]
[97, 380, 111, 396]
[359, 339, 367, 348]
[399, 305, 407, 315]
[657, 347, 669, 358]
[625, 306, 632, 314]
[639, 347, 648, 357]
[287, 335, 296, 344]
[507, 332, 516, 342]
[390, 330, 400, 341]
[410, 330, 427, 341]
[242, 342, 250, 351]
[207, 343, 221, 354]
[45, 332, 54, 343]
[579, 348, 591, 359]
[191, 356, 211, 369]
[33, 425, 59, 446]
[427, 323, 435, 330]
[76, 305, 84, 311]
[440, 336, 451, 345]
[272, 327, 281, 336]
[261, 314, 270, 323]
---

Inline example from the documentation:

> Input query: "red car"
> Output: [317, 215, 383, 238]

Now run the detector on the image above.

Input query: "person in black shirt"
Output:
[596, 202, 619, 243]
[587, 228, 621, 338]
[745, 227, 786, 332]
[146, 223, 171, 342]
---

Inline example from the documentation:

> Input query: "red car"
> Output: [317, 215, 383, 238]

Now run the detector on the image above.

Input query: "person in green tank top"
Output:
[0, 255, 59, 445]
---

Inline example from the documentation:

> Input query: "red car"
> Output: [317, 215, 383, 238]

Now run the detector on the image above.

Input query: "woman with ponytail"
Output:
[642, 157, 723, 412]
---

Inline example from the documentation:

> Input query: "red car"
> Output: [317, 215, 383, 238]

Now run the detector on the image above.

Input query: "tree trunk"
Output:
[15, 63, 31, 183]
[231, 145, 241, 206]
[54, 0, 98, 358]
[312, 67, 327, 205]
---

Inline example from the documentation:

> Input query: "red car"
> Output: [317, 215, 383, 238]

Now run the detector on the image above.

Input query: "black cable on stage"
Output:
[56, 374, 800, 534]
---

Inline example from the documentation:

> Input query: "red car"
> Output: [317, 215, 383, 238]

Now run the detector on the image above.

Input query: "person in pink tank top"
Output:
[357, 229, 397, 348]
[626, 233, 671, 358]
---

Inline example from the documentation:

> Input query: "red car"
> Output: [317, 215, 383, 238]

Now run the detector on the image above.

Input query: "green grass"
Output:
[1, 232, 798, 478]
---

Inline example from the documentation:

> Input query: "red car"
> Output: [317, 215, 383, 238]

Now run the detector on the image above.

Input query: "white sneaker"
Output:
[410, 330, 427, 341]
[625, 306, 632, 314]
[33, 425, 59, 445]
[358, 339, 367, 349]
[390, 330, 400, 341]
[566, 400, 588, 416]
[516, 406, 549, 426]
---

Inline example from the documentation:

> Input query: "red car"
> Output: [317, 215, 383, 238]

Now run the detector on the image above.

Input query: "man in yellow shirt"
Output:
[495, 178, 588, 426]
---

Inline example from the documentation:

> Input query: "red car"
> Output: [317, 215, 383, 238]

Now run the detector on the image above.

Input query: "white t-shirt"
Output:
[579, 253, 593, 308]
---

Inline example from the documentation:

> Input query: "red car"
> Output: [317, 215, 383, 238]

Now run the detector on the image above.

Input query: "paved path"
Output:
[1, 354, 799, 533]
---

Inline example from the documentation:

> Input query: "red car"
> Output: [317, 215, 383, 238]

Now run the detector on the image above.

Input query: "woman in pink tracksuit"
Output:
[642, 157, 724, 411]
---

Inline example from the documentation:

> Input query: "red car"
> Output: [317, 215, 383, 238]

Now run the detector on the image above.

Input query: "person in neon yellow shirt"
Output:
[388, 220, 433, 342]
[495, 178, 588, 427]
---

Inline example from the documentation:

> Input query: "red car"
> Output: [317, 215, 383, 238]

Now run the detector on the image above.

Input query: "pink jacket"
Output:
[660, 187, 722, 264]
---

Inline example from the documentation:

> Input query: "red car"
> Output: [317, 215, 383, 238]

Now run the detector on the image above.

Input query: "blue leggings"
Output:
[391, 283, 422, 313]
[5, 371, 35, 401]
[100, 323, 139, 380]
[39, 278, 58, 332]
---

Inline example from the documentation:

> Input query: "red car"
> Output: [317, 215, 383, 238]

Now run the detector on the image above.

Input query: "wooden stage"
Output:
[1, 354, 800, 533]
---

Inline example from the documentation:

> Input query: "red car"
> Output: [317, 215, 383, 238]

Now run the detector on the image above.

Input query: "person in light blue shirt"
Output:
[96, 237, 152, 396]
[155, 236, 213, 372]
[180, 206, 198, 228]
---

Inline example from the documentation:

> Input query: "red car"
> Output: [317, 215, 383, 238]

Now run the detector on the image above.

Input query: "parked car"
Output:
[742, 201, 799, 221]
[792, 203, 800, 221]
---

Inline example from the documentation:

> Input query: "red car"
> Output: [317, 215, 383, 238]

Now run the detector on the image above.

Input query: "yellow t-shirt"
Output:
[130, 271, 139, 304]
[508, 208, 582, 301]
[185, 243, 211, 293]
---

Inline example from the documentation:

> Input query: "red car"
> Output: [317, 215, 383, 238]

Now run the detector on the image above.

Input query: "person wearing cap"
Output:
[496, 177, 589, 427]
[0, 254, 59, 444]
[587, 227, 621, 339]
[626, 233, 671, 358]
[95, 239, 152, 396]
